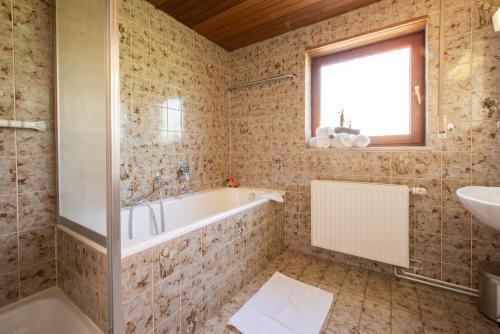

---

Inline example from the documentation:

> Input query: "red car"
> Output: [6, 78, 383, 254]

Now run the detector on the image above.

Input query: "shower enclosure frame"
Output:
[52, 0, 122, 332]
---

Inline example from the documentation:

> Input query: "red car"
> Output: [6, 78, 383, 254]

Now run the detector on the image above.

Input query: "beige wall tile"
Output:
[19, 259, 55, 298]
[18, 190, 55, 231]
[0, 271, 19, 307]
[18, 225, 54, 267]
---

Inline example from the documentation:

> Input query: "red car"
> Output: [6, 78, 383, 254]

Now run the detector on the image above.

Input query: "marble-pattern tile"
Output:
[444, 4, 471, 38]
[0, 77, 14, 118]
[153, 273, 181, 323]
[471, 119, 500, 152]
[18, 190, 56, 231]
[0, 194, 17, 235]
[180, 259, 202, 307]
[391, 152, 415, 177]
[16, 155, 55, 193]
[57, 228, 108, 329]
[472, 151, 500, 182]
[122, 289, 154, 334]
[0, 233, 18, 273]
[0, 128, 15, 155]
[19, 259, 55, 298]
[153, 228, 203, 283]
[201, 222, 220, 256]
[115, 199, 286, 332]
[442, 235, 471, 267]
[442, 151, 471, 180]
[414, 152, 441, 179]
[0, 0, 54, 313]
[18, 225, 55, 268]
[85, 245, 102, 289]
[12, 3, 52, 52]
[14, 79, 52, 120]
[154, 312, 181, 334]
[442, 208, 471, 238]
[60, 263, 85, 310]
[119, 0, 230, 206]
[442, 262, 471, 287]
[0, 156, 16, 195]
[121, 248, 153, 302]
[16, 126, 54, 156]
[415, 206, 441, 234]
[13, 0, 51, 16]
[0, 271, 19, 308]
[62, 230, 86, 276]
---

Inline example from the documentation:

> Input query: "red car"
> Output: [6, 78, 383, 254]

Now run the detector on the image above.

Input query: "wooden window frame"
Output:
[311, 31, 426, 146]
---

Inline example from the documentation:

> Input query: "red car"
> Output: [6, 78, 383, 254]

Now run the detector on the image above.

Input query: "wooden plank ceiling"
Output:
[148, 0, 380, 51]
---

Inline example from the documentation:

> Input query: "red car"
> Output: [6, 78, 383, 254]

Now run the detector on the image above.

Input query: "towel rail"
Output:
[0, 119, 48, 131]
[227, 74, 297, 91]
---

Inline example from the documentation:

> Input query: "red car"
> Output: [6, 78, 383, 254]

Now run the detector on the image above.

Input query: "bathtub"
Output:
[0, 287, 103, 334]
[121, 187, 283, 257]
[57, 186, 285, 332]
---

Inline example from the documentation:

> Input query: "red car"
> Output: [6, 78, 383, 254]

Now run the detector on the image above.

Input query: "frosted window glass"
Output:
[320, 48, 411, 136]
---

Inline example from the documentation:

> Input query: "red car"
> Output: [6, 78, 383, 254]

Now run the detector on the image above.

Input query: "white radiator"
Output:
[311, 180, 409, 268]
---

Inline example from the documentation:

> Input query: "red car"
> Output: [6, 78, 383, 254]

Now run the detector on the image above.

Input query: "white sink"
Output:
[457, 186, 500, 232]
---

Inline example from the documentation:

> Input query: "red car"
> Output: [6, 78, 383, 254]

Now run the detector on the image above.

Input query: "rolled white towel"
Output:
[352, 135, 371, 148]
[309, 136, 330, 149]
[316, 126, 335, 138]
[332, 133, 354, 148]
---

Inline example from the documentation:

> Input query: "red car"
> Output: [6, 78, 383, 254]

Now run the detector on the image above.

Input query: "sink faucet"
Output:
[177, 161, 192, 194]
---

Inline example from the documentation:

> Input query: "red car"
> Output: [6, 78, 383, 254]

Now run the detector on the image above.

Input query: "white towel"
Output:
[315, 126, 335, 138]
[263, 192, 284, 203]
[308, 136, 330, 149]
[352, 134, 371, 148]
[228, 272, 333, 334]
[332, 133, 354, 148]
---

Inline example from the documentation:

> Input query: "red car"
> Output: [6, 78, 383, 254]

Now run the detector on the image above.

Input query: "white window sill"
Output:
[307, 146, 435, 152]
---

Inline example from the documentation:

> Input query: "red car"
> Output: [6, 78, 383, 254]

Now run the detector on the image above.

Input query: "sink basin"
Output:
[457, 186, 500, 232]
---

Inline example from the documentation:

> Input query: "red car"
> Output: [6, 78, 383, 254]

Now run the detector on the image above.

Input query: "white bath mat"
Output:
[227, 272, 333, 334]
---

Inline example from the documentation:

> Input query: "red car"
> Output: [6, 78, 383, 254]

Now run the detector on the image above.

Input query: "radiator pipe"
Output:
[394, 267, 479, 297]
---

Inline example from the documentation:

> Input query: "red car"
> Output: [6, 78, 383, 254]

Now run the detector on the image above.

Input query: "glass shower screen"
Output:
[55, 0, 122, 332]
[56, 0, 107, 237]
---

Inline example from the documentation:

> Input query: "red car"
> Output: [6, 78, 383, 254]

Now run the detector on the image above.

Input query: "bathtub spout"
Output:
[128, 200, 160, 239]
[145, 203, 160, 235]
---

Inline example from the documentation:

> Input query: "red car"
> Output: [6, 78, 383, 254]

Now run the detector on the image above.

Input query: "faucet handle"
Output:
[177, 161, 190, 176]
[153, 174, 168, 191]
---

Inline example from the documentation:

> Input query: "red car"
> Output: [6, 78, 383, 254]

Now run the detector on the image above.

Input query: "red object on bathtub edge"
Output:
[226, 176, 238, 188]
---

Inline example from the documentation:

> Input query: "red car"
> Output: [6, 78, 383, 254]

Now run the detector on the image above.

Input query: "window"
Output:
[311, 31, 425, 146]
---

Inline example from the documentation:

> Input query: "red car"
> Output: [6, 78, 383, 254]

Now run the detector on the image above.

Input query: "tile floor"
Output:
[200, 249, 500, 334]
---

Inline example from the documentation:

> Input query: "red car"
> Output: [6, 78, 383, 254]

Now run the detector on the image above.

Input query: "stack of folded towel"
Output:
[308, 136, 330, 149]
[309, 126, 371, 149]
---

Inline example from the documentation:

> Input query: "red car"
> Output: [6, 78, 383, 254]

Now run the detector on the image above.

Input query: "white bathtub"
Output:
[0, 287, 102, 334]
[121, 187, 283, 257]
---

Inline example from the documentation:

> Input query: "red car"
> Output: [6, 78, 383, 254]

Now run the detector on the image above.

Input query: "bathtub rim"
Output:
[122, 187, 281, 257]
[57, 187, 284, 259]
